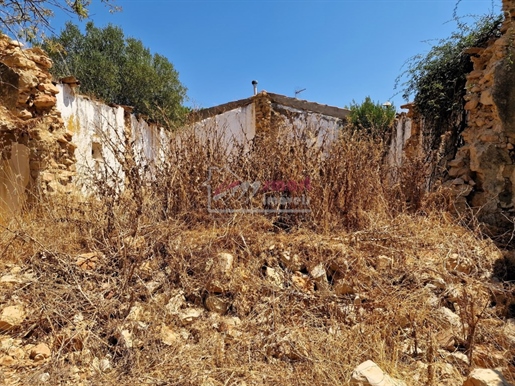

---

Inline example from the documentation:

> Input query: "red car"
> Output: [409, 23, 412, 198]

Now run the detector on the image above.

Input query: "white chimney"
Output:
[252, 80, 258, 96]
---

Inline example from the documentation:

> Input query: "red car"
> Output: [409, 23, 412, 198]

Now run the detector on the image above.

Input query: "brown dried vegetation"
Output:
[0, 123, 514, 385]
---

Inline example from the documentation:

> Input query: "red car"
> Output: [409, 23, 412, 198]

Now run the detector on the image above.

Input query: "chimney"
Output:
[252, 80, 258, 96]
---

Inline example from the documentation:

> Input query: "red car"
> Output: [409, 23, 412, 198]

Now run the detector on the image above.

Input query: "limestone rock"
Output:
[0, 355, 16, 366]
[350, 360, 406, 386]
[309, 263, 330, 291]
[60, 75, 79, 84]
[218, 316, 242, 338]
[179, 308, 203, 325]
[465, 98, 479, 111]
[205, 295, 230, 315]
[448, 351, 470, 366]
[16, 109, 32, 120]
[206, 280, 227, 294]
[165, 291, 186, 314]
[33, 94, 56, 109]
[333, 280, 356, 296]
[28, 343, 51, 361]
[31, 54, 52, 69]
[18, 73, 38, 90]
[8, 39, 23, 47]
[216, 252, 234, 274]
[205, 252, 234, 293]
[375, 255, 392, 270]
[463, 368, 511, 386]
[1, 54, 36, 70]
[0, 273, 25, 285]
[160, 324, 179, 346]
[127, 304, 144, 321]
[436, 329, 457, 351]
[480, 91, 494, 106]
[76, 252, 102, 270]
[437, 307, 462, 330]
[265, 267, 284, 288]
[92, 357, 112, 373]
[0, 305, 26, 331]
[266, 331, 308, 361]
[120, 329, 133, 348]
[291, 272, 314, 292]
[279, 250, 304, 271]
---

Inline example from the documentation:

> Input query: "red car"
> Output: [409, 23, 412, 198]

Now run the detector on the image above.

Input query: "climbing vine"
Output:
[396, 10, 503, 125]
[394, 2, 504, 185]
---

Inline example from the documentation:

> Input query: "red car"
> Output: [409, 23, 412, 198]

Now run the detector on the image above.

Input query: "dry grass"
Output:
[0, 121, 513, 385]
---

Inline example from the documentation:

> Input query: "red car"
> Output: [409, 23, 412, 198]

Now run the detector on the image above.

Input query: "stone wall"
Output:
[0, 35, 76, 222]
[388, 0, 515, 229]
[446, 0, 515, 227]
[0, 32, 173, 222]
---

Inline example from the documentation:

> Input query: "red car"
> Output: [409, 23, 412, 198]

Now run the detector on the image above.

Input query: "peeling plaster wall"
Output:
[387, 115, 412, 168]
[272, 104, 343, 147]
[56, 84, 168, 189]
[191, 104, 255, 154]
[129, 114, 169, 179]
[56, 84, 125, 187]
[191, 101, 343, 154]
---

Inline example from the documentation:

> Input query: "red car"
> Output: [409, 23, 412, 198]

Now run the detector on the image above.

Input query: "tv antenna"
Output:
[294, 88, 306, 99]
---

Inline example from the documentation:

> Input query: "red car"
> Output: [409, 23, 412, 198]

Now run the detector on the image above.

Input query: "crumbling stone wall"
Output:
[390, 0, 515, 229]
[0, 35, 76, 221]
[447, 0, 515, 227]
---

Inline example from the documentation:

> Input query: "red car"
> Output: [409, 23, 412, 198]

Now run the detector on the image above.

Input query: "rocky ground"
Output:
[0, 209, 514, 385]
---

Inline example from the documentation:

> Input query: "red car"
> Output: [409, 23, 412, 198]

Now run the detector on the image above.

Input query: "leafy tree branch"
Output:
[0, 0, 119, 40]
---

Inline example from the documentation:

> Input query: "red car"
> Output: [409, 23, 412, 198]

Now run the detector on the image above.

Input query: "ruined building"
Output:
[2, 0, 515, 230]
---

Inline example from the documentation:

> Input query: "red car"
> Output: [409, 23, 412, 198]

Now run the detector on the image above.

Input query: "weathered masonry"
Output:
[189, 90, 349, 153]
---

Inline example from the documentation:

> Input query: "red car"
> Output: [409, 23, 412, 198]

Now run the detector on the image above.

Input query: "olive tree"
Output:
[43, 22, 187, 128]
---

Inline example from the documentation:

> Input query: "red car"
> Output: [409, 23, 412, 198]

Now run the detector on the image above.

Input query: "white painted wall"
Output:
[192, 102, 342, 153]
[56, 84, 167, 189]
[388, 114, 412, 168]
[191, 104, 255, 155]
[273, 104, 343, 148]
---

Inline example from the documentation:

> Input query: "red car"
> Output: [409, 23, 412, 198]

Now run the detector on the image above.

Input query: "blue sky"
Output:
[49, 0, 501, 111]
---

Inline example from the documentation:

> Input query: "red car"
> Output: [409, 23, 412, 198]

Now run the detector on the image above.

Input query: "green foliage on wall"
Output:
[43, 22, 188, 128]
[396, 11, 503, 124]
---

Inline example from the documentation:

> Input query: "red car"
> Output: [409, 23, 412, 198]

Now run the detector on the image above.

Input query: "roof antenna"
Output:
[252, 80, 258, 96]
[295, 88, 306, 99]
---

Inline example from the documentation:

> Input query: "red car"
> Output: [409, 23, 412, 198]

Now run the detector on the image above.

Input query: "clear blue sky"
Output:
[49, 0, 501, 110]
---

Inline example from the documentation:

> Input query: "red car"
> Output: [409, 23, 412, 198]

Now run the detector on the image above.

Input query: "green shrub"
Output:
[346, 96, 396, 140]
